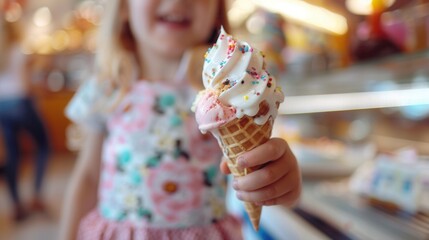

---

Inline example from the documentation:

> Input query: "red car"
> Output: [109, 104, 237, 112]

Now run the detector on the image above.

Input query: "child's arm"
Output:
[59, 130, 105, 240]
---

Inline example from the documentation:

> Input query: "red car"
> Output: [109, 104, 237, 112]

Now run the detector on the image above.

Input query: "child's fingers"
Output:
[237, 167, 301, 202]
[236, 172, 293, 203]
[233, 157, 288, 191]
[236, 138, 287, 170]
[256, 185, 301, 207]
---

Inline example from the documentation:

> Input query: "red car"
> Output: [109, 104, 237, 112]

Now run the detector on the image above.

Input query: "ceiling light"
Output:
[251, 0, 348, 35]
[228, 0, 256, 28]
[33, 7, 52, 27]
[5, 2, 22, 22]
[346, 0, 396, 15]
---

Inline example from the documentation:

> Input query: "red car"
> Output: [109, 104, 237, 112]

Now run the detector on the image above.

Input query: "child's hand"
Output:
[220, 138, 301, 207]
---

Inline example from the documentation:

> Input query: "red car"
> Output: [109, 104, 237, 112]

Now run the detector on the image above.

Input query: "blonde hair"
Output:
[0, 18, 23, 70]
[95, 0, 230, 91]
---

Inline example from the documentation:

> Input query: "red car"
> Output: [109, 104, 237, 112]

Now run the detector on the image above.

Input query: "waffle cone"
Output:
[216, 114, 273, 231]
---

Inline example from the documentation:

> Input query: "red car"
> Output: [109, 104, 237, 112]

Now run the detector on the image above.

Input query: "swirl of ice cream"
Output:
[201, 27, 284, 127]
[193, 90, 236, 133]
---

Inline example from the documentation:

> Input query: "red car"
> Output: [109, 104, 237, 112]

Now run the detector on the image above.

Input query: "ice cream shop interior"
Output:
[1, 0, 429, 239]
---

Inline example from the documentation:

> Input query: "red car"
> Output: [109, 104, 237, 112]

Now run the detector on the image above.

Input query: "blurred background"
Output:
[0, 0, 429, 239]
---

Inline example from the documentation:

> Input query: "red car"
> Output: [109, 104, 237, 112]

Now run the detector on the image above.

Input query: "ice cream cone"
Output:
[227, 156, 264, 231]
[216, 107, 273, 231]
[192, 27, 285, 231]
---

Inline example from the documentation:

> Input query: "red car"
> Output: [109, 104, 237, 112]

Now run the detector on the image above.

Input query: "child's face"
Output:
[128, 0, 219, 58]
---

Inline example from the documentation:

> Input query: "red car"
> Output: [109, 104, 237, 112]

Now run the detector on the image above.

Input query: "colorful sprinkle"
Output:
[204, 45, 216, 61]
[204, 51, 211, 63]
[227, 38, 237, 56]
[246, 67, 260, 79]
[220, 60, 227, 68]
[243, 95, 249, 101]
[239, 45, 252, 54]
[204, 72, 213, 81]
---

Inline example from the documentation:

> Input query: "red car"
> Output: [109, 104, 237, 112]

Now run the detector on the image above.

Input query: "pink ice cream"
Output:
[194, 90, 236, 133]
[192, 27, 284, 134]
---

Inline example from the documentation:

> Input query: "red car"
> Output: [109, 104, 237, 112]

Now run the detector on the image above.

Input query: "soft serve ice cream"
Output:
[192, 27, 285, 231]
[194, 27, 284, 132]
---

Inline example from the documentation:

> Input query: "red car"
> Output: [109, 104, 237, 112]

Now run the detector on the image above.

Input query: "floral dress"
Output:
[66, 79, 242, 240]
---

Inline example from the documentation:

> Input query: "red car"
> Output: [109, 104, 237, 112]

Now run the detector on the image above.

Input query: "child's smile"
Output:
[157, 13, 191, 30]
[128, 0, 218, 58]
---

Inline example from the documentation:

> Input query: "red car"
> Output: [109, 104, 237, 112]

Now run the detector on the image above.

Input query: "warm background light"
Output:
[254, 0, 348, 35]
[4, 2, 22, 22]
[228, 0, 348, 35]
[346, 0, 396, 15]
[33, 6, 52, 27]
[228, 0, 256, 28]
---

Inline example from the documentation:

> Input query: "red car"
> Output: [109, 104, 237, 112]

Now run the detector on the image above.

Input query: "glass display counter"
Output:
[280, 50, 429, 114]
[272, 50, 429, 240]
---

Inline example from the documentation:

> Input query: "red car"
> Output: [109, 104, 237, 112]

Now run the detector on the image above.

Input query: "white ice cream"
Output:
[202, 27, 284, 126]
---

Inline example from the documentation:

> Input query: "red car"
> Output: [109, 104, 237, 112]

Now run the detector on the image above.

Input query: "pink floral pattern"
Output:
[147, 158, 204, 223]
[66, 80, 228, 229]
[108, 88, 156, 133]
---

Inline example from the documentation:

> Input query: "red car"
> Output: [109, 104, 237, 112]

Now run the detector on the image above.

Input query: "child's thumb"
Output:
[219, 158, 231, 175]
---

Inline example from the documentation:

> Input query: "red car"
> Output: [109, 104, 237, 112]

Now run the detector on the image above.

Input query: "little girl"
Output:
[59, 0, 301, 239]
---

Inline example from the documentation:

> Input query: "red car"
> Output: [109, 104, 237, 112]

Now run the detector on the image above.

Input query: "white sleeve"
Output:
[65, 78, 108, 131]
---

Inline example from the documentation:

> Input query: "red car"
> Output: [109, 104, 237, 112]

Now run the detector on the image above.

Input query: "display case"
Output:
[274, 50, 429, 240]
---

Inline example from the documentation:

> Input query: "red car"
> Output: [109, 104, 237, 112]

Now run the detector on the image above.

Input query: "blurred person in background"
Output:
[250, 9, 288, 78]
[0, 11, 51, 221]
